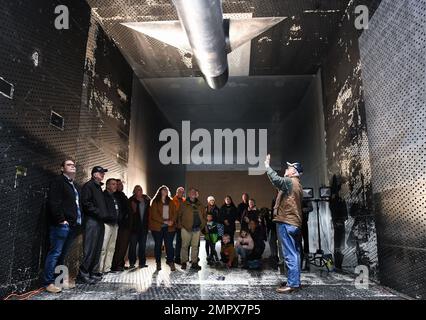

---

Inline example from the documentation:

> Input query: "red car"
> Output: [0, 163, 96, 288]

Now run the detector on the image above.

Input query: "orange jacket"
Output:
[172, 195, 185, 212]
[148, 198, 178, 232]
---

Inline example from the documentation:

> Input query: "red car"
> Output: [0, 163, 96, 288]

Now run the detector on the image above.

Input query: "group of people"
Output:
[43, 154, 308, 295]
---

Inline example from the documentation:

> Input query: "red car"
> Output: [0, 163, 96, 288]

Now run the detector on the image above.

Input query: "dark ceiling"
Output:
[86, 0, 351, 79]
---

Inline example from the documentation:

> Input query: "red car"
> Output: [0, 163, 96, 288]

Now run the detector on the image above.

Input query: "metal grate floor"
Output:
[31, 243, 407, 300]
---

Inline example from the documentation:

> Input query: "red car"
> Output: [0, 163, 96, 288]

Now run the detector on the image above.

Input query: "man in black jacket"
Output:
[111, 179, 131, 272]
[77, 166, 108, 284]
[44, 159, 82, 293]
[128, 185, 151, 269]
[99, 178, 122, 273]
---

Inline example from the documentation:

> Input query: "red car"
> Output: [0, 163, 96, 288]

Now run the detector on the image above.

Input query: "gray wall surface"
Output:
[129, 76, 186, 197]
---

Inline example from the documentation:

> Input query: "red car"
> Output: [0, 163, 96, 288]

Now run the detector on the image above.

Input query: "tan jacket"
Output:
[178, 198, 207, 232]
[266, 167, 303, 228]
[148, 198, 177, 232]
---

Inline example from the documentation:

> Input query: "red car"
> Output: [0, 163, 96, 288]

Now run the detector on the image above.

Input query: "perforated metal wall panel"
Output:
[0, 0, 91, 296]
[320, 0, 382, 279]
[0, 0, 133, 297]
[359, 0, 426, 299]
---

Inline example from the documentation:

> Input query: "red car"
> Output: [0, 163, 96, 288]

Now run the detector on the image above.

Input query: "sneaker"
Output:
[45, 284, 62, 293]
[181, 262, 187, 270]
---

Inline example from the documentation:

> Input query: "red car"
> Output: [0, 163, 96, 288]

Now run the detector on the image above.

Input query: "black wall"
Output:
[320, 0, 382, 277]
[0, 0, 133, 296]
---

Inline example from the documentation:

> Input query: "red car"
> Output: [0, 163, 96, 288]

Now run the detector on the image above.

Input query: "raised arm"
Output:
[264, 154, 292, 193]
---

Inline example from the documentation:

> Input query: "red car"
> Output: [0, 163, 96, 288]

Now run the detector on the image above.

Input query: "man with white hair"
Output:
[265, 154, 304, 294]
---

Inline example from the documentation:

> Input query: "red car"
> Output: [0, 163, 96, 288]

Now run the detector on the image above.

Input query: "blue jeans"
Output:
[236, 246, 251, 261]
[277, 223, 302, 287]
[152, 226, 175, 264]
[43, 224, 77, 286]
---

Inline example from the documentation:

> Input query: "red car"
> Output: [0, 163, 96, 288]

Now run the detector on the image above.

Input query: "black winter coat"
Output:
[114, 191, 130, 226]
[103, 191, 123, 225]
[129, 195, 151, 232]
[218, 204, 237, 236]
[47, 174, 82, 227]
[81, 179, 108, 222]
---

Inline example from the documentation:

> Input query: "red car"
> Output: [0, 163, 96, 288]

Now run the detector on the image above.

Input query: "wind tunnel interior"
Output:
[0, 0, 425, 300]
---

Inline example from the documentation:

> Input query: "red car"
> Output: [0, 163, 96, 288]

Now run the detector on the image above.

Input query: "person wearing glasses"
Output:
[44, 160, 82, 293]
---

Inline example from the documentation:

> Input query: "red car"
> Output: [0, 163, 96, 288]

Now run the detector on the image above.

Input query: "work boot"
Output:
[91, 273, 103, 282]
[168, 262, 176, 271]
[76, 273, 96, 285]
[45, 284, 62, 294]
[181, 262, 187, 270]
[191, 263, 202, 271]
[276, 286, 300, 294]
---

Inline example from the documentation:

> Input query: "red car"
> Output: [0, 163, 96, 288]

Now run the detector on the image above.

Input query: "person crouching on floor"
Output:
[220, 234, 237, 268]
[247, 219, 266, 270]
[235, 228, 254, 268]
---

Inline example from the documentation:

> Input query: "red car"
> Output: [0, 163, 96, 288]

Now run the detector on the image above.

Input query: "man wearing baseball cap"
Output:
[77, 166, 109, 284]
[265, 154, 304, 294]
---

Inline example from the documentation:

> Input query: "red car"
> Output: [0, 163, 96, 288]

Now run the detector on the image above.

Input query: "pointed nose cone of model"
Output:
[204, 68, 229, 90]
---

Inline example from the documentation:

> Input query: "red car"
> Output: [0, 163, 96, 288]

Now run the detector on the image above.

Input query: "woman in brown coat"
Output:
[148, 185, 177, 271]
